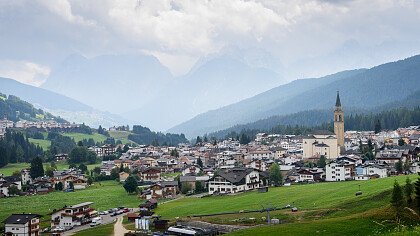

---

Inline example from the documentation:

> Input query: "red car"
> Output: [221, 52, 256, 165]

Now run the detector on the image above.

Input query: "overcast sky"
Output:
[1, 0, 420, 86]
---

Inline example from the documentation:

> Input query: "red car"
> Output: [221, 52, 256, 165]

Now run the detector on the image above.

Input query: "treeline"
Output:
[0, 93, 66, 122]
[128, 125, 188, 146]
[210, 107, 419, 141]
[0, 130, 44, 168]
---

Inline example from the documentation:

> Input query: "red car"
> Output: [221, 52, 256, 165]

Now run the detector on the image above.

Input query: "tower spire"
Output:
[335, 91, 341, 107]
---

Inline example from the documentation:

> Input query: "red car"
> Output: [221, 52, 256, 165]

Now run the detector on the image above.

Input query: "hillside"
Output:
[155, 175, 419, 235]
[169, 55, 420, 138]
[0, 92, 66, 122]
[0, 77, 130, 127]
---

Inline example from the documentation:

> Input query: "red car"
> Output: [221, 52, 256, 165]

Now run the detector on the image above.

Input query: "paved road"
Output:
[63, 208, 135, 236]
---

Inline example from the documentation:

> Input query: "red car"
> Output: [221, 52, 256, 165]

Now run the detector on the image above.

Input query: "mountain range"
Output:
[169, 55, 420, 138]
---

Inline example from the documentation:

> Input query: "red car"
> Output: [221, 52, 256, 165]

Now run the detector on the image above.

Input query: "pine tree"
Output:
[30, 156, 44, 179]
[404, 177, 413, 204]
[391, 180, 405, 220]
[197, 158, 203, 168]
[374, 119, 382, 134]
[415, 173, 420, 213]
[317, 155, 327, 168]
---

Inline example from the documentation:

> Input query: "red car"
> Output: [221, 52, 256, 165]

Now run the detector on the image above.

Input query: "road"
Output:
[64, 208, 135, 236]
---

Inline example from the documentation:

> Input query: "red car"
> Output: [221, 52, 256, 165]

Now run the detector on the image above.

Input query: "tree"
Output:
[11, 170, 21, 177]
[317, 155, 327, 168]
[181, 183, 192, 194]
[395, 160, 403, 174]
[405, 177, 414, 204]
[68, 181, 74, 190]
[374, 119, 382, 134]
[269, 163, 283, 187]
[197, 158, 203, 168]
[30, 156, 44, 179]
[110, 168, 120, 180]
[45, 167, 54, 177]
[415, 173, 420, 213]
[195, 181, 205, 193]
[8, 185, 20, 196]
[93, 167, 101, 175]
[398, 138, 405, 146]
[239, 133, 251, 145]
[170, 149, 179, 157]
[123, 176, 138, 194]
[390, 180, 405, 220]
[195, 136, 202, 146]
[55, 182, 63, 191]
[78, 164, 88, 174]
[87, 176, 93, 185]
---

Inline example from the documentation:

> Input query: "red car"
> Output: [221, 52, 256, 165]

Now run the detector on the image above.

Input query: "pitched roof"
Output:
[4, 214, 40, 224]
[336, 91, 341, 107]
[216, 168, 256, 184]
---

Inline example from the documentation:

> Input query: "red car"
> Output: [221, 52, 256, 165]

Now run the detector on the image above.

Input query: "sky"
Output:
[1, 0, 420, 86]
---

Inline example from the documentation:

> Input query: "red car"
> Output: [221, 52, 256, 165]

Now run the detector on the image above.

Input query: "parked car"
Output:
[123, 208, 129, 213]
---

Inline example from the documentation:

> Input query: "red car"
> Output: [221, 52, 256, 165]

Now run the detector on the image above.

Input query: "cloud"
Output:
[1, 0, 420, 78]
[0, 60, 51, 86]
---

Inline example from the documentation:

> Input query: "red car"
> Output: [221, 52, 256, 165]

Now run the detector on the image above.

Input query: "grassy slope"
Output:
[156, 175, 415, 218]
[28, 138, 51, 150]
[62, 132, 107, 143]
[0, 181, 140, 226]
[0, 162, 101, 176]
[73, 222, 115, 236]
[108, 130, 137, 145]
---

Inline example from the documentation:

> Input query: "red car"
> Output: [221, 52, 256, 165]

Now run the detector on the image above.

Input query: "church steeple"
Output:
[334, 91, 344, 149]
[335, 91, 341, 108]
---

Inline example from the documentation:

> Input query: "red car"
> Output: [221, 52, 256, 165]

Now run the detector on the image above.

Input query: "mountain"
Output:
[0, 77, 129, 127]
[124, 54, 285, 130]
[42, 53, 174, 114]
[169, 55, 420, 138]
[0, 92, 66, 122]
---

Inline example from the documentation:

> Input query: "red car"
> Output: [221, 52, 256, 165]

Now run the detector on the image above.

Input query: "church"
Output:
[302, 92, 344, 159]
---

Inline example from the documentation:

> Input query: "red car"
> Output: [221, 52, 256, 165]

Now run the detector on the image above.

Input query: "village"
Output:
[1, 94, 419, 235]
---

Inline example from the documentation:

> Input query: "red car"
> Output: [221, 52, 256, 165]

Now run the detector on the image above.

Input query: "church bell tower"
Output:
[334, 91, 344, 147]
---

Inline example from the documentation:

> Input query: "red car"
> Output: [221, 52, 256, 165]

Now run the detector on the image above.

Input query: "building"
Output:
[334, 91, 345, 147]
[208, 168, 266, 194]
[325, 161, 355, 181]
[51, 202, 97, 229]
[4, 214, 41, 236]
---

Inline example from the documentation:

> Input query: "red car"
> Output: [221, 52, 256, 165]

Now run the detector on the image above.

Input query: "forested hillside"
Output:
[0, 92, 66, 122]
[209, 107, 420, 140]
[128, 125, 188, 146]
[171, 55, 420, 138]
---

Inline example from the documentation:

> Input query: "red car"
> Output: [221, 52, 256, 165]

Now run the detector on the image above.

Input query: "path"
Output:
[113, 216, 129, 236]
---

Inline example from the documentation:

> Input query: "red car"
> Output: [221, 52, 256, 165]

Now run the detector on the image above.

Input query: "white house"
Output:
[208, 168, 266, 194]
[4, 214, 40, 236]
[325, 161, 355, 181]
[51, 202, 97, 229]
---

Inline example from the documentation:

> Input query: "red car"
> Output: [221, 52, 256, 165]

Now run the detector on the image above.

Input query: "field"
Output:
[73, 222, 115, 236]
[109, 130, 137, 145]
[0, 181, 140, 228]
[155, 175, 419, 235]
[28, 138, 51, 150]
[62, 132, 108, 143]
[0, 162, 101, 176]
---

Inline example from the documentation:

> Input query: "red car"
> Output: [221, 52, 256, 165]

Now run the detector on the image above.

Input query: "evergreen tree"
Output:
[68, 181, 74, 190]
[195, 136, 202, 146]
[415, 173, 420, 213]
[269, 163, 283, 187]
[374, 119, 382, 134]
[405, 177, 413, 204]
[123, 175, 138, 194]
[317, 155, 327, 168]
[30, 156, 44, 179]
[197, 158, 203, 168]
[398, 138, 405, 146]
[395, 161, 403, 174]
[391, 180, 405, 220]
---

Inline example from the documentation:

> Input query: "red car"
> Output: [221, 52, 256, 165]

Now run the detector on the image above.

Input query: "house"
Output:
[141, 181, 178, 199]
[208, 168, 266, 194]
[355, 163, 388, 180]
[181, 165, 201, 176]
[179, 175, 209, 191]
[325, 161, 355, 181]
[246, 159, 267, 171]
[139, 168, 161, 182]
[297, 168, 324, 182]
[247, 150, 273, 160]
[4, 214, 41, 236]
[0, 176, 22, 197]
[51, 202, 97, 229]
[119, 172, 130, 182]
[21, 169, 32, 185]
[302, 130, 340, 159]
[375, 149, 406, 164]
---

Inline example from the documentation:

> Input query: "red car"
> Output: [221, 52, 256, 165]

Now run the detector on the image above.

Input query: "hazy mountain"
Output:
[42, 53, 174, 114]
[124, 54, 285, 130]
[169, 55, 420, 138]
[0, 77, 129, 128]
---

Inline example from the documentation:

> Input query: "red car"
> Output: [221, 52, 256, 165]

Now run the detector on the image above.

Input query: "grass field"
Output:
[73, 222, 115, 236]
[0, 181, 140, 228]
[62, 132, 108, 143]
[28, 138, 51, 150]
[155, 175, 419, 235]
[108, 130, 137, 145]
[0, 162, 101, 176]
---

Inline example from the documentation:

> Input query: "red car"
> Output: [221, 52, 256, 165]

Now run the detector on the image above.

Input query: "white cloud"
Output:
[37, 0, 96, 26]
[0, 60, 51, 86]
